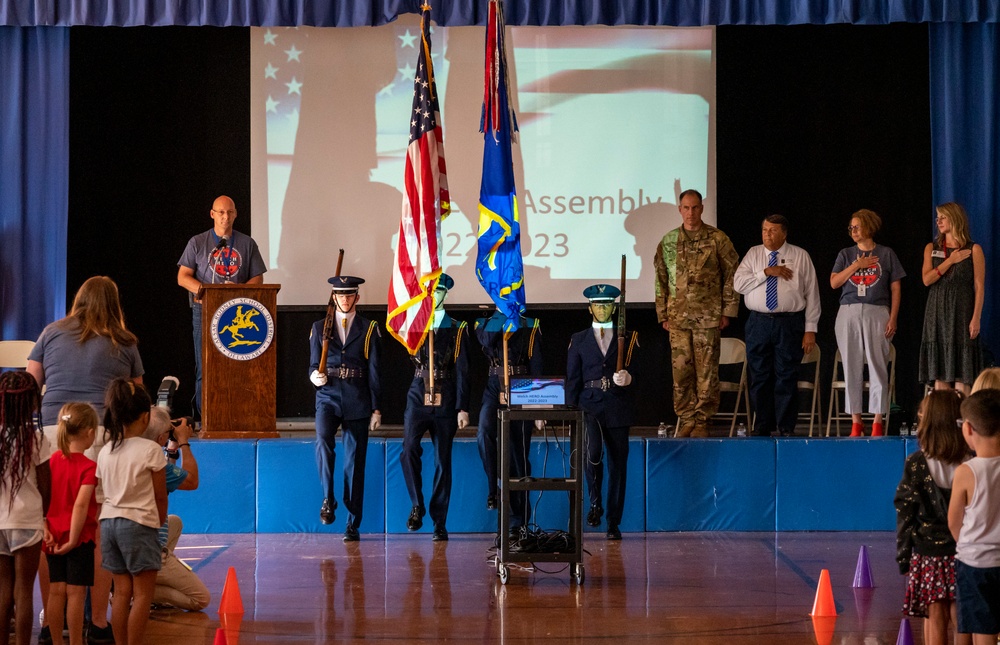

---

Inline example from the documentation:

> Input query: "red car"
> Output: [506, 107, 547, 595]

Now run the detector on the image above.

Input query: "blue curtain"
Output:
[0, 26, 68, 340]
[1, 0, 1000, 27]
[930, 22, 1000, 357]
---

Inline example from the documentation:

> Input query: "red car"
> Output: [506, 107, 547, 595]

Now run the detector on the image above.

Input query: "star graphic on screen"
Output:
[264, 62, 278, 79]
[263, 30, 277, 45]
[287, 107, 299, 122]
[378, 83, 395, 97]
[285, 77, 303, 95]
[266, 95, 280, 113]
[398, 62, 415, 79]
[285, 45, 302, 62]
[399, 29, 417, 48]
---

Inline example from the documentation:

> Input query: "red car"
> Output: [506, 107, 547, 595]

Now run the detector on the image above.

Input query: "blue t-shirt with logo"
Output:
[833, 243, 906, 307]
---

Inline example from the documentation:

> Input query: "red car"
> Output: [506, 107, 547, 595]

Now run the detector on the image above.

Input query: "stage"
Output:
[171, 433, 916, 535]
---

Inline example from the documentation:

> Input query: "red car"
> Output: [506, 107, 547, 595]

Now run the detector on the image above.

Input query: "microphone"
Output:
[215, 236, 228, 251]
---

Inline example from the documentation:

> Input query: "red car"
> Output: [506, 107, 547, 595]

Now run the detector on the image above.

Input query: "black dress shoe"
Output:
[606, 524, 622, 540]
[432, 523, 449, 541]
[486, 494, 497, 510]
[406, 505, 424, 531]
[343, 523, 360, 542]
[320, 498, 337, 525]
[586, 504, 603, 527]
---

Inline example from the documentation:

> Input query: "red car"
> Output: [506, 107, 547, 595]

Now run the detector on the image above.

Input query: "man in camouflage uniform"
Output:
[654, 189, 740, 437]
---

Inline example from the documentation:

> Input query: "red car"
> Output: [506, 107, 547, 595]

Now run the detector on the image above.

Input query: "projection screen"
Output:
[250, 16, 716, 306]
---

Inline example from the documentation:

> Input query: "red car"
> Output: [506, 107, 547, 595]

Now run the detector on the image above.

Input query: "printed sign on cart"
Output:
[211, 298, 274, 361]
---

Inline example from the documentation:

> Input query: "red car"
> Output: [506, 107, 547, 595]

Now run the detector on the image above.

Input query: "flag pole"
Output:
[502, 333, 510, 405]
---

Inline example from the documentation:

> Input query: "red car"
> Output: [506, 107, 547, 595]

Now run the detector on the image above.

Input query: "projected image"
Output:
[251, 18, 714, 306]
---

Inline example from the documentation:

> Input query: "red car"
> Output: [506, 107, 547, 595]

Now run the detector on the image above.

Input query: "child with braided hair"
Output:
[0, 371, 51, 645]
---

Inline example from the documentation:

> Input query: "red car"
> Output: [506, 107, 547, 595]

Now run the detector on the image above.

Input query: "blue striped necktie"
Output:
[766, 251, 778, 311]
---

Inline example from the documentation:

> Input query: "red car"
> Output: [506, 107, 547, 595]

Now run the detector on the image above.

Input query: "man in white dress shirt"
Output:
[734, 215, 821, 436]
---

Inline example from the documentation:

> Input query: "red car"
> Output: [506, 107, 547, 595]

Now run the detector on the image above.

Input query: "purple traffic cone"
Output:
[852, 545, 874, 588]
[896, 618, 914, 645]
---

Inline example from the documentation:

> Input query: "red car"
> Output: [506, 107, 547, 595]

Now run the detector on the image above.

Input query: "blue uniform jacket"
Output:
[474, 311, 543, 379]
[565, 327, 638, 428]
[309, 316, 381, 420]
[407, 315, 471, 416]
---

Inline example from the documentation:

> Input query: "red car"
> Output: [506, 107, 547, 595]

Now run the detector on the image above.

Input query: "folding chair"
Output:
[0, 340, 35, 369]
[826, 344, 896, 436]
[714, 337, 751, 437]
[799, 345, 822, 436]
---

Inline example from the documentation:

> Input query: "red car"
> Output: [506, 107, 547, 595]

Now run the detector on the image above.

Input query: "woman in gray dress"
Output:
[918, 202, 985, 393]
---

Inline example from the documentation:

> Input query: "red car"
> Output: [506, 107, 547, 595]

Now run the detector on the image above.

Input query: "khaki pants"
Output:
[153, 515, 211, 611]
[669, 327, 721, 437]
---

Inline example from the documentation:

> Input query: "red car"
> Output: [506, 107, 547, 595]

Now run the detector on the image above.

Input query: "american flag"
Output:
[386, 4, 450, 355]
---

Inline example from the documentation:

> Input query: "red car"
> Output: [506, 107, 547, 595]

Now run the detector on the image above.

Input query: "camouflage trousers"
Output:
[669, 326, 721, 437]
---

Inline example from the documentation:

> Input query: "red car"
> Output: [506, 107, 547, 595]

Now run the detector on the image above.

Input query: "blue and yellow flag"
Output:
[476, 0, 525, 333]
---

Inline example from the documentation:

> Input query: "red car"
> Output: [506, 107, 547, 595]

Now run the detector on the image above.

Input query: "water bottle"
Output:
[736, 422, 747, 437]
[657, 421, 669, 437]
[900, 422, 910, 437]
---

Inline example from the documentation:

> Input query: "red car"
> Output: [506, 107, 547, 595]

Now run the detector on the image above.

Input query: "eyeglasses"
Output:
[847, 225, 861, 232]
[212, 209, 236, 216]
[956, 418, 966, 429]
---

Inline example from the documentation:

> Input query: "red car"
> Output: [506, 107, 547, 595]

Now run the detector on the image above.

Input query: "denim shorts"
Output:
[100, 518, 161, 575]
[47, 540, 96, 586]
[0, 528, 42, 556]
[955, 559, 1000, 635]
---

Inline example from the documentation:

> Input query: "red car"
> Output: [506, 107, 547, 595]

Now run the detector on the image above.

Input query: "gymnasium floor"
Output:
[109, 530, 916, 644]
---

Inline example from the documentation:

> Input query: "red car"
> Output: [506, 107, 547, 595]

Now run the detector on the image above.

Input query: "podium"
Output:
[198, 283, 281, 438]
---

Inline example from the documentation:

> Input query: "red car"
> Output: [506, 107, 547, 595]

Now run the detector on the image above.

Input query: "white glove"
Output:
[369, 411, 381, 431]
[613, 370, 632, 387]
[535, 419, 546, 431]
[310, 370, 328, 387]
[457, 410, 469, 430]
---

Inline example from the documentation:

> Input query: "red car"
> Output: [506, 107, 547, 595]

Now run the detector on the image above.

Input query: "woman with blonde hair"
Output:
[26, 275, 142, 644]
[918, 202, 985, 394]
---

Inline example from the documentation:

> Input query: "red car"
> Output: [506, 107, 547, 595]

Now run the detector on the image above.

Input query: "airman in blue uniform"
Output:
[309, 275, 381, 542]
[566, 284, 638, 540]
[475, 310, 543, 531]
[400, 274, 470, 541]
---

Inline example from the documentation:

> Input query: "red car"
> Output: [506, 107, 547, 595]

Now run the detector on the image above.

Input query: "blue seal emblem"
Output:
[210, 298, 274, 361]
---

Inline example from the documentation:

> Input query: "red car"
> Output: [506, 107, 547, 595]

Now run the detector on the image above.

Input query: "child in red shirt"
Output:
[43, 403, 99, 645]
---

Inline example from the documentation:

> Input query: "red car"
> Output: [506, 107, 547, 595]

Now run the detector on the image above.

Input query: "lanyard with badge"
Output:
[855, 250, 872, 297]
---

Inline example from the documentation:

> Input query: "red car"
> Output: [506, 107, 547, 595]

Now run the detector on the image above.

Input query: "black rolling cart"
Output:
[495, 406, 585, 585]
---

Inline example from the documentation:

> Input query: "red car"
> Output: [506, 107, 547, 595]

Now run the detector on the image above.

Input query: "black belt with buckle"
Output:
[488, 364, 527, 376]
[326, 366, 365, 379]
[414, 368, 453, 379]
[584, 377, 615, 391]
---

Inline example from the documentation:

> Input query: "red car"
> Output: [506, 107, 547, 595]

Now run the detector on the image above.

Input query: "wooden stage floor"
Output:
[89, 530, 925, 644]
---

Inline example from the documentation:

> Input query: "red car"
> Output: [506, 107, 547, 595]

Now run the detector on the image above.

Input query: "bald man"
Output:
[177, 195, 267, 419]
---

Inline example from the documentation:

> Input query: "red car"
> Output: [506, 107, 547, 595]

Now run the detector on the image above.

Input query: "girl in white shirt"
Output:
[96, 379, 166, 645]
[0, 371, 50, 645]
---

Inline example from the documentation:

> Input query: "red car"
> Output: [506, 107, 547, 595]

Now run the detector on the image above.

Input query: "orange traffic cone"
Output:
[213, 628, 228, 645]
[218, 566, 245, 615]
[810, 569, 837, 617]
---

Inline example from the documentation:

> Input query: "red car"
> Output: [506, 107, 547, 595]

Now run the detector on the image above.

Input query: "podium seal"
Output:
[210, 298, 274, 361]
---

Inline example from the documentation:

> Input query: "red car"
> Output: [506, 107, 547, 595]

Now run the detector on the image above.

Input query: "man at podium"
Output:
[177, 195, 267, 420]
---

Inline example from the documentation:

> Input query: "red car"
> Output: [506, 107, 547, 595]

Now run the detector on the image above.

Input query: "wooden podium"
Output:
[198, 283, 281, 438]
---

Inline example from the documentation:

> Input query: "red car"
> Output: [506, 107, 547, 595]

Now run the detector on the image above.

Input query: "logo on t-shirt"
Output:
[850, 262, 881, 288]
[211, 247, 243, 280]
[210, 298, 274, 361]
